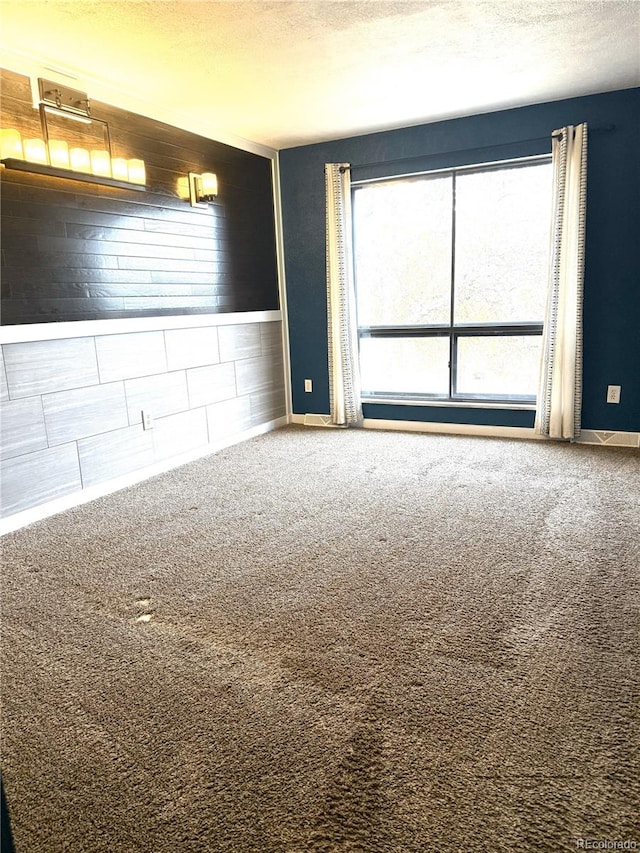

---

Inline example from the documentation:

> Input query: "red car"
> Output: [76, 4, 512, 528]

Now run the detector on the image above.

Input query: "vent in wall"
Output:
[303, 413, 343, 428]
[578, 430, 640, 448]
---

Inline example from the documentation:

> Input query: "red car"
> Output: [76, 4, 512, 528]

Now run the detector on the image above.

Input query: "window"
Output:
[352, 157, 553, 405]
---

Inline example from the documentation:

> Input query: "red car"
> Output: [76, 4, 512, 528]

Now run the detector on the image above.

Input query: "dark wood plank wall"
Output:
[0, 69, 279, 325]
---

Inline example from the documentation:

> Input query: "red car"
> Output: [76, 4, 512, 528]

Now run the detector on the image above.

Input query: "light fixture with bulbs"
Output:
[188, 171, 218, 207]
[0, 78, 146, 191]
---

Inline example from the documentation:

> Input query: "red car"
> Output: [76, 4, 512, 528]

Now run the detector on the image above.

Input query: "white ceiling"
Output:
[1, 0, 638, 150]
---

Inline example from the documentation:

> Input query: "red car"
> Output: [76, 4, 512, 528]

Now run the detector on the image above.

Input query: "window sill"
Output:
[362, 396, 536, 412]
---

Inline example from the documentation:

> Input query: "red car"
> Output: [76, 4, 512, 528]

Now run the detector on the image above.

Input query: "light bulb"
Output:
[48, 140, 70, 169]
[24, 138, 48, 164]
[127, 159, 145, 185]
[0, 129, 23, 160]
[70, 148, 91, 172]
[90, 149, 111, 177]
[200, 172, 218, 200]
[111, 158, 128, 180]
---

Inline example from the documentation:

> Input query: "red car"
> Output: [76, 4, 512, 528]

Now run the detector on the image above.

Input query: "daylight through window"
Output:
[352, 157, 553, 404]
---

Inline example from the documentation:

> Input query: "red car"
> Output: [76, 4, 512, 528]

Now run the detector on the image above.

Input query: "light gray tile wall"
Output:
[0, 443, 81, 516]
[165, 327, 219, 370]
[260, 322, 284, 356]
[186, 363, 237, 408]
[152, 409, 209, 461]
[125, 371, 189, 424]
[0, 319, 286, 520]
[78, 425, 155, 488]
[95, 331, 167, 382]
[236, 354, 284, 396]
[3, 337, 99, 398]
[43, 382, 129, 445]
[207, 396, 253, 442]
[218, 324, 262, 362]
[0, 397, 48, 460]
[0, 349, 9, 402]
[250, 387, 287, 425]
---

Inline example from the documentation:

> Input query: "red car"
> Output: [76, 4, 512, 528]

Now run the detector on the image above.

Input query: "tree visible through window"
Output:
[352, 157, 553, 403]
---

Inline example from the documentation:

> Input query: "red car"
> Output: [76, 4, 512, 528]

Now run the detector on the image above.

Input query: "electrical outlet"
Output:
[141, 409, 154, 429]
[304, 379, 313, 393]
[606, 385, 621, 404]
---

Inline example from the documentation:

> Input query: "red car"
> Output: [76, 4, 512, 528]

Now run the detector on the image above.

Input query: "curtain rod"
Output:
[339, 124, 615, 173]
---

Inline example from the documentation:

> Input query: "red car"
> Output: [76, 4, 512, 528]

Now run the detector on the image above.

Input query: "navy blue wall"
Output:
[280, 88, 639, 433]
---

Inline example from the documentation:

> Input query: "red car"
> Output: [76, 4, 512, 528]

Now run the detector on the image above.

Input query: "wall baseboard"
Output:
[292, 414, 640, 448]
[362, 418, 540, 440]
[577, 429, 640, 448]
[0, 416, 288, 536]
[292, 414, 539, 440]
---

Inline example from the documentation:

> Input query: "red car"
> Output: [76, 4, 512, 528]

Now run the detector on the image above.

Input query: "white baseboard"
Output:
[292, 413, 640, 448]
[292, 412, 539, 439]
[577, 429, 640, 448]
[0, 416, 288, 536]
[362, 417, 541, 440]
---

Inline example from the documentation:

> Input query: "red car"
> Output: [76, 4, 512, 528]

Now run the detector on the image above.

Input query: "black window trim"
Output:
[352, 154, 552, 407]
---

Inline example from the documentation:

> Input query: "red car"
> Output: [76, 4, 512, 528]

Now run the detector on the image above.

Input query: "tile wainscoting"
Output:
[0, 312, 288, 526]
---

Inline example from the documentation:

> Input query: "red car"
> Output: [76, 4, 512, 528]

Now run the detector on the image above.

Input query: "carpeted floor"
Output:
[1, 425, 639, 852]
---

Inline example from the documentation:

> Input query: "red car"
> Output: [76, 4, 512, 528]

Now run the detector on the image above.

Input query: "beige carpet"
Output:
[1, 426, 639, 852]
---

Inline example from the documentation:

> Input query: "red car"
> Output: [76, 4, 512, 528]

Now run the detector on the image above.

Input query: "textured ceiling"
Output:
[0, 0, 638, 150]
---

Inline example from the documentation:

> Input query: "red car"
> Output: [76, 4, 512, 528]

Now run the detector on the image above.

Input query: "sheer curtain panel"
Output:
[325, 163, 363, 425]
[535, 123, 588, 440]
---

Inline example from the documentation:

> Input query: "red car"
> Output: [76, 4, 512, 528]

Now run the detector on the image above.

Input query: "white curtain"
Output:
[326, 163, 363, 425]
[535, 123, 588, 440]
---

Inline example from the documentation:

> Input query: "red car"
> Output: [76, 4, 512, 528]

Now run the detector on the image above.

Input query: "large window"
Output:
[352, 157, 553, 404]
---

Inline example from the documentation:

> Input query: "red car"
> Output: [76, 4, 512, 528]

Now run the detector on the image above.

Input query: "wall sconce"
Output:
[188, 172, 218, 207]
[0, 78, 146, 192]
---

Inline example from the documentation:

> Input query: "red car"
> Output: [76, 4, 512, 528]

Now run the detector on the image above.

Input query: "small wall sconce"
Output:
[188, 171, 218, 207]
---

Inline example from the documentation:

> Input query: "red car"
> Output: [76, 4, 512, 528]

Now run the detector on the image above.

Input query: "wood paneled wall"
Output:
[0, 69, 279, 325]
